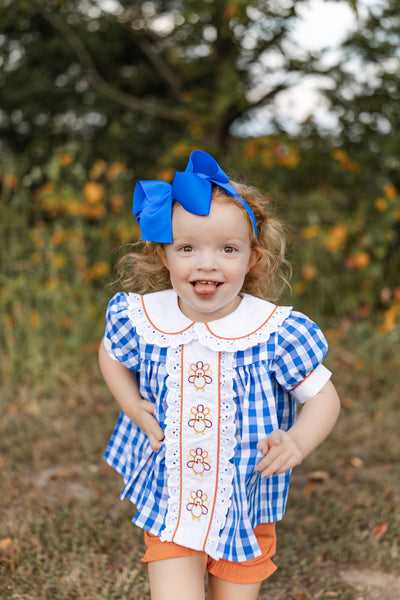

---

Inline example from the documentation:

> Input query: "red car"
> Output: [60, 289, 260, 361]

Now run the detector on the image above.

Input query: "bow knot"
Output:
[133, 150, 257, 243]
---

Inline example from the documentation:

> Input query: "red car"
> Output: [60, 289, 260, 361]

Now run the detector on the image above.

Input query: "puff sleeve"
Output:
[103, 292, 140, 371]
[272, 311, 331, 403]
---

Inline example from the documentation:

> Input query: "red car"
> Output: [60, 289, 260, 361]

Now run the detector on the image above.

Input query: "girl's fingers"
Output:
[257, 430, 283, 455]
[256, 443, 283, 472]
[141, 399, 155, 414]
[257, 447, 299, 478]
[259, 454, 289, 478]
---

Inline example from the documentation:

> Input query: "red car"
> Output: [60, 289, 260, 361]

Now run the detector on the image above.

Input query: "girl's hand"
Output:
[255, 381, 341, 478]
[134, 400, 165, 452]
[98, 341, 164, 452]
[255, 430, 303, 478]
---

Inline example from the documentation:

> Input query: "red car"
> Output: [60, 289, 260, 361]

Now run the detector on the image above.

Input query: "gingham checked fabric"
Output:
[103, 290, 331, 562]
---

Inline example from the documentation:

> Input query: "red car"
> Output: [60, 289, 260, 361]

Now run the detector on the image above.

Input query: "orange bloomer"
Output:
[142, 522, 277, 584]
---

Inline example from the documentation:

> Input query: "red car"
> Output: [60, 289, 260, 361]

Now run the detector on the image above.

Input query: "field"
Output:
[1, 155, 400, 598]
[1, 318, 399, 599]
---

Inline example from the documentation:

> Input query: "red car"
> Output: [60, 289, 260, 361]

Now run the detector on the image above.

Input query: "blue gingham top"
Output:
[103, 290, 331, 561]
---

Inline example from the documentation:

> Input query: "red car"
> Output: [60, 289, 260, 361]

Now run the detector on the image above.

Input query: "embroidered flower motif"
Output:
[188, 404, 213, 434]
[188, 361, 213, 391]
[186, 489, 209, 520]
[187, 447, 211, 476]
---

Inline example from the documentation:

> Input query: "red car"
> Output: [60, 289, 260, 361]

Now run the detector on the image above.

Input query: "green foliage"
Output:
[0, 0, 325, 169]
[2, 136, 399, 388]
[1, 0, 400, 386]
[0, 144, 137, 386]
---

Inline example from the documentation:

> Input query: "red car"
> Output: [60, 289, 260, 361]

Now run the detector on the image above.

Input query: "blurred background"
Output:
[1, 0, 399, 386]
[1, 1, 399, 598]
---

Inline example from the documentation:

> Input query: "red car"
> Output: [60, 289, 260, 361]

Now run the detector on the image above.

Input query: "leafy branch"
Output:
[34, 2, 185, 122]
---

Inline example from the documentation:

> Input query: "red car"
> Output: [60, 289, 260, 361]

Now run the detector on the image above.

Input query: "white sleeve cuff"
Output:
[290, 364, 332, 404]
[103, 336, 119, 361]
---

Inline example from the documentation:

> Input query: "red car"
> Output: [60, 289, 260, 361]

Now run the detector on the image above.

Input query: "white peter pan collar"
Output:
[126, 289, 292, 352]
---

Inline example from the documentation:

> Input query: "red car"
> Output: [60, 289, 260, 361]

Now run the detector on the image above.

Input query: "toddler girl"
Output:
[99, 150, 340, 600]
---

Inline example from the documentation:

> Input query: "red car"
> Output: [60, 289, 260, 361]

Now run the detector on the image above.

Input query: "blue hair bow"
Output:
[132, 150, 257, 243]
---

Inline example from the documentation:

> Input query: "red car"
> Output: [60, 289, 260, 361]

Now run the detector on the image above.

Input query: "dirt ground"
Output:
[1, 329, 399, 599]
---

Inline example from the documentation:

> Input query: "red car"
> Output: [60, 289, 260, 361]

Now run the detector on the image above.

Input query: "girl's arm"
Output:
[98, 339, 165, 451]
[256, 380, 340, 478]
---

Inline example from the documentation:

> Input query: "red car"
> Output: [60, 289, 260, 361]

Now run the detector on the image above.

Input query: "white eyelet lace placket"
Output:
[161, 342, 236, 559]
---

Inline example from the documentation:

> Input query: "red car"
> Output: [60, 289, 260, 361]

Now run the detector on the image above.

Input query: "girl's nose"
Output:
[198, 250, 217, 270]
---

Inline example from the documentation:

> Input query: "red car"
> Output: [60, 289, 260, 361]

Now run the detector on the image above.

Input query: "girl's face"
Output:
[159, 199, 259, 322]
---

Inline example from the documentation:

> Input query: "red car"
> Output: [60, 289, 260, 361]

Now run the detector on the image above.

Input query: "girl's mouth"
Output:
[191, 280, 222, 286]
[191, 280, 222, 296]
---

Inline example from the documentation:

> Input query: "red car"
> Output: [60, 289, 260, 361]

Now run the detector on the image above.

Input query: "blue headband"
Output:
[132, 150, 257, 243]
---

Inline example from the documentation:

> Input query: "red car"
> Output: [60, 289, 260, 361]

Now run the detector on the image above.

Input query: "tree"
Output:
[323, 0, 400, 177]
[0, 0, 346, 174]
[319, 0, 400, 303]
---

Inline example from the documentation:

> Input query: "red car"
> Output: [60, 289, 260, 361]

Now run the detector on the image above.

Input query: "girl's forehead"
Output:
[172, 199, 253, 236]
[172, 198, 245, 221]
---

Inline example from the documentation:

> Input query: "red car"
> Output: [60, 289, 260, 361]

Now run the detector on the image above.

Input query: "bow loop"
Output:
[186, 150, 229, 184]
[133, 180, 174, 243]
[132, 150, 257, 242]
[171, 172, 211, 216]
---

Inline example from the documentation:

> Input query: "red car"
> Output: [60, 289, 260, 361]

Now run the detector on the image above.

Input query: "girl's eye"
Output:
[223, 246, 236, 254]
[179, 245, 193, 253]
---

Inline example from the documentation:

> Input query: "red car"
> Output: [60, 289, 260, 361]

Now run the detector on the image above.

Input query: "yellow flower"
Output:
[110, 194, 124, 214]
[301, 225, 322, 240]
[65, 200, 83, 216]
[75, 255, 87, 272]
[44, 279, 56, 291]
[301, 263, 317, 282]
[51, 229, 69, 246]
[81, 203, 106, 220]
[59, 153, 73, 166]
[383, 183, 398, 200]
[83, 181, 104, 205]
[53, 253, 67, 269]
[379, 301, 400, 333]
[325, 224, 347, 252]
[157, 168, 175, 183]
[293, 281, 306, 295]
[90, 159, 107, 179]
[172, 143, 188, 157]
[345, 251, 370, 270]
[332, 148, 360, 174]
[30, 310, 40, 330]
[115, 224, 134, 243]
[34, 182, 55, 200]
[332, 148, 347, 163]
[85, 262, 110, 281]
[2, 174, 18, 189]
[374, 197, 388, 212]
[107, 162, 125, 181]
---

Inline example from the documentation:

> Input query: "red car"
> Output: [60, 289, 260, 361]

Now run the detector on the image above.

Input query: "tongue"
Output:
[194, 282, 219, 297]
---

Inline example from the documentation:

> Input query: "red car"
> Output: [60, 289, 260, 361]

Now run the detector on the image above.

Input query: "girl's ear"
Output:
[247, 248, 261, 273]
[157, 245, 169, 270]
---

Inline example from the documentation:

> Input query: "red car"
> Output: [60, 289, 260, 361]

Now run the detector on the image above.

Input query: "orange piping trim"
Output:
[141, 297, 195, 335]
[205, 305, 278, 340]
[202, 352, 221, 552]
[291, 368, 314, 391]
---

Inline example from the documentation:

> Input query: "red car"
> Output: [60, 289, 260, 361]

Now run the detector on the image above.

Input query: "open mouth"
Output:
[191, 280, 222, 287]
[190, 280, 223, 296]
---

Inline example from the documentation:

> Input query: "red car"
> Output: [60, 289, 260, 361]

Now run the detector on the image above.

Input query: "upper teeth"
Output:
[197, 281, 216, 284]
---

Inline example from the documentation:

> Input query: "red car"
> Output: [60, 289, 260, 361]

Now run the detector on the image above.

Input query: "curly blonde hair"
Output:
[116, 181, 291, 302]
